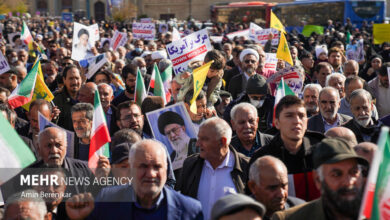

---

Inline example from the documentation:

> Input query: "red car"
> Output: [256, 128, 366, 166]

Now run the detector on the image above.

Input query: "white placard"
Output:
[0, 52, 10, 75]
[264, 53, 277, 72]
[249, 27, 279, 46]
[110, 30, 127, 51]
[71, 22, 100, 61]
[266, 66, 304, 95]
[132, 22, 156, 40]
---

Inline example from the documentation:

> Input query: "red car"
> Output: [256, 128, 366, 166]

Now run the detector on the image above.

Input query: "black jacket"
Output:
[249, 131, 324, 174]
[53, 88, 78, 131]
[342, 118, 382, 143]
[231, 130, 273, 157]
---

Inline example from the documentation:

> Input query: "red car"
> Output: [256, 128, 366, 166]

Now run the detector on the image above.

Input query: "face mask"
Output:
[140, 67, 147, 75]
[11, 57, 17, 63]
[135, 47, 142, 53]
[250, 98, 264, 108]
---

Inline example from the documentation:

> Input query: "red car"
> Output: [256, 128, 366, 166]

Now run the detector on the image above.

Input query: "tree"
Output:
[112, 2, 137, 22]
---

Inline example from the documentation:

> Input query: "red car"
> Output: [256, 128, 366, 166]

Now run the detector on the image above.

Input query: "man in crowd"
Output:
[178, 117, 249, 220]
[302, 84, 321, 117]
[328, 47, 344, 73]
[230, 103, 273, 157]
[248, 156, 305, 219]
[314, 62, 332, 87]
[71, 103, 93, 161]
[0, 68, 18, 92]
[343, 60, 359, 77]
[112, 64, 138, 106]
[307, 87, 351, 133]
[98, 83, 119, 135]
[325, 73, 346, 99]
[116, 101, 150, 138]
[77, 82, 96, 105]
[368, 63, 390, 118]
[272, 138, 368, 220]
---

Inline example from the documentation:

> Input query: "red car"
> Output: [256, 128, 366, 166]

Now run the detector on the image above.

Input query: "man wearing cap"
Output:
[111, 143, 131, 181]
[211, 194, 266, 220]
[157, 111, 197, 170]
[224, 74, 274, 132]
[272, 138, 368, 220]
[0, 68, 18, 92]
[228, 48, 259, 99]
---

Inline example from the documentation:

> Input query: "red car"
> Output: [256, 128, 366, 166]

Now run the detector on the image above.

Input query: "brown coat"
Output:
[271, 198, 326, 220]
[177, 146, 249, 198]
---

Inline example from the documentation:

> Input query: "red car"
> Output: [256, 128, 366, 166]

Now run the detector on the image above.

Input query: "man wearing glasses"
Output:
[228, 48, 260, 99]
[158, 111, 197, 170]
[116, 101, 151, 139]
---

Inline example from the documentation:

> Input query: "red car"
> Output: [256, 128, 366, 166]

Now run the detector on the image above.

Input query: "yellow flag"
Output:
[190, 61, 213, 113]
[270, 11, 286, 34]
[22, 60, 54, 110]
[276, 33, 293, 66]
[373, 24, 390, 45]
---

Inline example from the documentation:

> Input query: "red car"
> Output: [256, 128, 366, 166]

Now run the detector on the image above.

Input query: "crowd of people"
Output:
[0, 14, 389, 220]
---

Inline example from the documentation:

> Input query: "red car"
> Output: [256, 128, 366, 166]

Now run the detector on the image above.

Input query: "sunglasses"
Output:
[244, 60, 256, 64]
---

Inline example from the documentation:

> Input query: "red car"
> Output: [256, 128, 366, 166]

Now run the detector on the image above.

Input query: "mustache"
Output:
[48, 154, 61, 160]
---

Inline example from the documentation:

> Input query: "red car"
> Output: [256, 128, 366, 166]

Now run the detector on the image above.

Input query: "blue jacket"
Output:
[88, 185, 203, 220]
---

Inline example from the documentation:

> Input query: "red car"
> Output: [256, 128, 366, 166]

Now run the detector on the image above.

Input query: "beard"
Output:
[168, 133, 190, 152]
[322, 180, 363, 219]
[126, 85, 135, 94]
[354, 117, 372, 127]
[305, 103, 318, 114]
[244, 67, 255, 75]
[76, 128, 91, 139]
[320, 108, 337, 121]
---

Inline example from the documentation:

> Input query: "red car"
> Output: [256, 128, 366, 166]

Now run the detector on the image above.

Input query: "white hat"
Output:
[151, 50, 168, 60]
[141, 51, 152, 58]
[239, 48, 259, 62]
[315, 45, 328, 58]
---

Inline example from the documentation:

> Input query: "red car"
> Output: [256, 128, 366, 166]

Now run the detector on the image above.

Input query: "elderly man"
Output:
[224, 74, 275, 132]
[325, 73, 346, 98]
[0, 68, 18, 92]
[65, 139, 203, 220]
[230, 103, 273, 157]
[53, 65, 82, 131]
[343, 60, 359, 77]
[343, 89, 382, 143]
[368, 63, 390, 117]
[338, 76, 378, 119]
[248, 156, 305, 220]
[71, 103, 94, 161]
[178, 117, 249, 220]
[272, 138, 368, 220]
[77, 82, 97, 105]
[250, 95, 324, 175]
[307, 87, 351, 133]
[157, 111, 197, 170]
[354, 142, 378, 164]
[228, 48, 259, 99]
[98, 83, 119, 135]
[302, 84, 322, 117]
[116, 100, 150, 138]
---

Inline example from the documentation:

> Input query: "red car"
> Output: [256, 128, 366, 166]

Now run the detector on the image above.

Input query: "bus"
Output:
[210, 2, 275, 26]
[272, 0, 386, 30]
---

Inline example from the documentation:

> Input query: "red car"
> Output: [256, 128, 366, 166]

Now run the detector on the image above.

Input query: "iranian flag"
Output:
[88, 89, 110, 168]
[134, 68, 147, 106]
[8, 59, 39, 109]
[273, 77, 295, 124]
[359, 127, 390, 220]
[149, 63, 171, 104]
[21, 21, 33, 47]
[0, 111, 36, 184]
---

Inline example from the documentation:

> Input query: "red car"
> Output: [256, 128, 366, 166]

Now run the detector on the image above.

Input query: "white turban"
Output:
[239, 48, 259, 62]
[151, 50, 168, 60]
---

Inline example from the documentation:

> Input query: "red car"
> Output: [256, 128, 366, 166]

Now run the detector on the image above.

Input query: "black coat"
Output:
[307, 113, 352, 133]
[342, 118, 382, 143]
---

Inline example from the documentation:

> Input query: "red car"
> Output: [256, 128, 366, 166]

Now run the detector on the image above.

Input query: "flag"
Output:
[8, 58, 39, 109]
[359, 127, 390, 220]
[277, 33, 293, 66]
[148, 63, 172, 102]
[0, 112, 36, 184]
[79, 54, 108, 79]
[288, 172, 321, 202]
[346, 31, 351, 44]
[151, 63, 170, 104]
[134, 68, 147, 106]
[302, 25, 324, 37]
[273, 78, 295, 124]
[21, 21, 33, 48]
[190, 61, 213, 113]
[88, 89, 111, 168]
[270, 11, 286, 34]
[22, 59, 54, 110]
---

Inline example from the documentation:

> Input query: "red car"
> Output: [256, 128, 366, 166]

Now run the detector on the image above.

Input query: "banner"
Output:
[301, 25, 324, 37]
[110, 30, 127, 51]
[373, 24, 390, 45]
[166, 28, 212, 74]
[61, 12, 73, 22]
[79, 54, 108, 79]
[266, 66, 304, 95]
[249, 28, 279, 46]
[264, 53, 277, 72]
[226, 29, 249, 40]
[71, 22, 99, 61]
[0, 52, 10, 75]
[132, 22, 155, 40]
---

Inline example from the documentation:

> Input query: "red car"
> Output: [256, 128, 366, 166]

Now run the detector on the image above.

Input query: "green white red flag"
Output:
[8, 58, 40, 109]
[21, 21, 33, 46]
[272, 77, 295, 125]
[359, 126, 390, 220]
[88, 89, 110, 168]
[134, 68, 147, 106]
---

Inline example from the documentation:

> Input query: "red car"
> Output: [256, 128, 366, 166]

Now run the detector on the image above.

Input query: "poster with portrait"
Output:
[159, 24, 168, 34]
[146, 102, 197, 170]
[7, 32, 20, 46]
[71, 22, 99, 61]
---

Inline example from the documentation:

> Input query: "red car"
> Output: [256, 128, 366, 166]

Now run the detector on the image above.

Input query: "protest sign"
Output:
[266, 66, 304, 95]
[0, 52, 10, 75]
[249, 27, 279, 46]
[302, 25, 324, 37]
[7, 32, 20, 46]
[38, 111, 75, 158]
[264, 53, 277, 72]
[132, 22, 155, 40]
[373, 24, 390, 45]
[71, 22, 99, 61]
[346, 39, 364, 62]
[100, 38, 110, 48]
[61, 12, 73, 22]
[79, 53, 108, 79]
[140, 18, 153, 23]
[110, 30, 127, 51]
[166, 28, 212, 74]
[159, 24, 168, 33]
[226, 29, 249, 40]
